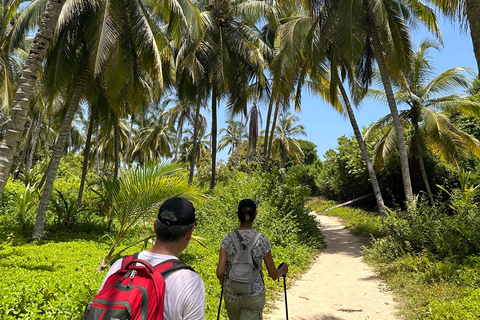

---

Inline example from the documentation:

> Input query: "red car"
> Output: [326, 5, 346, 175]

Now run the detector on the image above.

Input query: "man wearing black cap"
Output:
[98, 197, 205, 319]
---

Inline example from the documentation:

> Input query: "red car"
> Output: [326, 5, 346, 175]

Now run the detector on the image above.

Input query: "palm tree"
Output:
[76, 82, 104, 205]
[30, 0, 173, 239]
[32, 52, 90, 240]
[0, 1, 30, 118]
[218, 120, 247, 157]
[95, 161, 206, 271]
[133, 108, 176, 162]
[260, 11, 302, 172]
[246, 101, 262, 162]
[427, 0, 480, 74]
[0, 0, 67, 198]
[165, 94, 196, 160]
[301, 0, 441, 208]
[365, 39, 480, 205]
[189, 0, 271, 190]
[178, 125, 211, 164]
[269, 111, 306, 168]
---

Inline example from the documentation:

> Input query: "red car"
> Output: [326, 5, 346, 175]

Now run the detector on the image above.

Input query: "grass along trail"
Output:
[266, 213, 399, 320]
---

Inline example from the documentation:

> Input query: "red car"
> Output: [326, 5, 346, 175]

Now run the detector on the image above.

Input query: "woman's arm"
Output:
[216, 247, 227, 284]
[263, 251, 289, 281]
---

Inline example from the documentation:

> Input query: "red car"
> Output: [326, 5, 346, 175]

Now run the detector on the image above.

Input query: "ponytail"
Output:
[238, 206, 256, 223]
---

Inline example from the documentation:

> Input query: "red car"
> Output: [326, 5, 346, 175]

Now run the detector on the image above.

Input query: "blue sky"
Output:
[215, 16, 478, 162]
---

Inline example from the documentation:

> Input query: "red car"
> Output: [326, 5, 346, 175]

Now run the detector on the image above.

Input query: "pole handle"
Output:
[277, 262, 286, 278]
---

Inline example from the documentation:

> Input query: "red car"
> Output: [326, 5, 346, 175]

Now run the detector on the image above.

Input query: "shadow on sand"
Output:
[320, 223, 362, 258]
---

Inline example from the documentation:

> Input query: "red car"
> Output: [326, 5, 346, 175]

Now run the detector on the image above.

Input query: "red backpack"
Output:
[82, 253, 194, 320]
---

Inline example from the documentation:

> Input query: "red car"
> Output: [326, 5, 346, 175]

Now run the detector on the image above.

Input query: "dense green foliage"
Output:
[308, 195, 480, 320]
[316, 133, 461, 209]
[0, 161, 323, 319]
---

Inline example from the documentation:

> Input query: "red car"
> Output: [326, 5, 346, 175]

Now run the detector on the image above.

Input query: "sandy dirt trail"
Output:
[265, 214, 399, 320]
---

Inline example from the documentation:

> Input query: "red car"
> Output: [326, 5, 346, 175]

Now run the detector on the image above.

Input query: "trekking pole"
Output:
[278, 263, 289, 320]
[217, 284, 224, 320]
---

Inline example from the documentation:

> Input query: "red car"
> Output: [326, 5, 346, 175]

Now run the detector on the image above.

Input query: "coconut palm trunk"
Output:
[363, 0, 414, 208]
[31, 63, 89, 241]
[18, 118, 35, 171]
[96, 122, 100, 176]
[262, 98, 274, 171]
[338, 81, 386, 215]
[0, 0, 66, 198]
[189, 103, 201, 184]
[210, 88, 218, 191]
[114, 122, 120, 178]
[26, 116, 42, 172]
[174, 116, 185, 161]
[413, 120, 435, 206]
[466, 0, 480, 74]
[124, 114, 134, 169]
[265, 100, 280, 170]
[77, 105, 97, 206]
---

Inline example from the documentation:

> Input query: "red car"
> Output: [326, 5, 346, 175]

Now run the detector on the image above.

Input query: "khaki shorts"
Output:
[224, 292, 266, 320]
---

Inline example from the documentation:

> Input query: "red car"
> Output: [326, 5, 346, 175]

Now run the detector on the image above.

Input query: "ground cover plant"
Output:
[308, 197, 480, 319]
[0, 168, 323, 319]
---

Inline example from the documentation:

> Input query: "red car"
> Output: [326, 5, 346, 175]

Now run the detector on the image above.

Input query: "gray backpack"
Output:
[228, 230, 262, 294]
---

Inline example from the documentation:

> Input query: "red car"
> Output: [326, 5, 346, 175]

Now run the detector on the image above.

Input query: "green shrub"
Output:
[1, 178, 38, 230]
[0, 241, 107, 320]
[367, 198, 480, 261]
[419, 288, 480, 320]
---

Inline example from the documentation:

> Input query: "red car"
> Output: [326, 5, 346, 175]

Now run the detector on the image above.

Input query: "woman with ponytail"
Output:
[216, 199, 289, 319]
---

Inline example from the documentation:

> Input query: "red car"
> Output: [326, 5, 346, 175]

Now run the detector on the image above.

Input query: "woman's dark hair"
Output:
[237, 199, 257, 223]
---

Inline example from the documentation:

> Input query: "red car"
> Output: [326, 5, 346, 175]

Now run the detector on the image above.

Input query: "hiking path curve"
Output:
[265, 213, 399, 320]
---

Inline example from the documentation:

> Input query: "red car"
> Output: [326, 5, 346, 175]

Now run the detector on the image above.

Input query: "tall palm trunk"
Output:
[47, 116, 51, 149]
[338, 81, 386, 215]
[189, 103, 201, 184]
[31, 63, 89, 241]
[280, 144, 285, 168]
[188, 102, 200, 183]
[265, 100, 280, 170]
[18, 118, 35, 170]
[114, 121, 120, 178]
[262, 98, 274, 171]
[413, 120, 434, 206]
[124, 114, 134, 169]
[364, 0, 414, 208]
[26, 116, 42, 172]
[0, 0, 66, 198]
[210, 88, 218, 191]
[96, 122, 100, 176]
[175, 116, 185, 161]
[467, 0, 480, 74]
[77, 105, 97, 206]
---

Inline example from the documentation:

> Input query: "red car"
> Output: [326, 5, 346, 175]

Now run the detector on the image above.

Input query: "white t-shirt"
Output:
[99, 251, 205, 320]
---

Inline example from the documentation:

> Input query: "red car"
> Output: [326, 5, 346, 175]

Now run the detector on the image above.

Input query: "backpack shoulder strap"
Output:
[247, 232, 262, 271]
[121, 252, 157, 273]
[229, 231, 243, 251]
[120, 252, 140, 270]
[247, 231, 261, 252]
[155, 259, 195, 275]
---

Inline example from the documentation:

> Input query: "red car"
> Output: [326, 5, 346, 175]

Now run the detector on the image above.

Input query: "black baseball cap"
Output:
[238, 199, 256, 213]
[157, 197, 196, 226]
